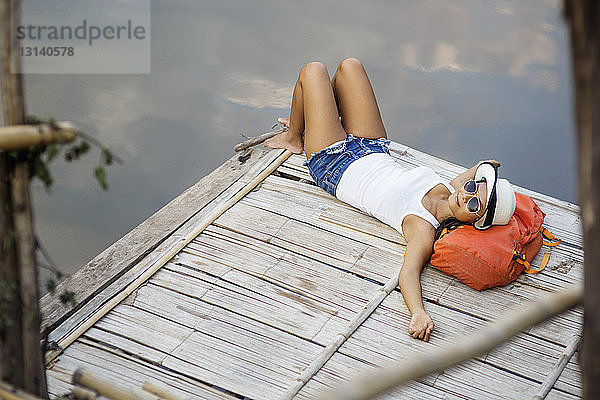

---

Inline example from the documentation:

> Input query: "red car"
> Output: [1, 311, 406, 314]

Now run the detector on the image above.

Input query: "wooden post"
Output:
[0, 0, 24, 388]
[564, 1, 600, 399]
[0, 0, 46, 396]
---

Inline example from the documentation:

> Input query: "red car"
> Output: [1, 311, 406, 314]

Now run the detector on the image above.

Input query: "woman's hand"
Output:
[478, 159, 501, 168]
[408, 311, 434, 342]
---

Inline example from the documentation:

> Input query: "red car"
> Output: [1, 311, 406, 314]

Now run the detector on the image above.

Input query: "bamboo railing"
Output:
[0, 381, 43, 400]
[72, 368, 183, 400]
[0, 122, 77, 150]
[532, 332, 582, 400]
[234, 128, 286, 152]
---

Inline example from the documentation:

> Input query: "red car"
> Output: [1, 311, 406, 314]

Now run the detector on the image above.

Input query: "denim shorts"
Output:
[303, 134, 391, 196]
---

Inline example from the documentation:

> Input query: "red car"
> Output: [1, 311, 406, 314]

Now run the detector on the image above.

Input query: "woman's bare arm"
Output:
[398, 226, 436, 341]
[450, 159, 500, 191]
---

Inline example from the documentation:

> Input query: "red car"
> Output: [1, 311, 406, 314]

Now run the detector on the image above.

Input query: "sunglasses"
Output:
[463, 179, 486, 214]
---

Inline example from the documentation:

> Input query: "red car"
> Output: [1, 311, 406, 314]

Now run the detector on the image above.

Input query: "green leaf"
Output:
[94, 166, 108, 190]
[79, 141, 90, 156]
[73, 141, 89, 158]
[33, 156, 53, 189]
[102, 149, 113, 166]
[25, 115, 41, 125]
[46, 279, 57, 293]
[64, 140, 90, 161]
[64, 147, 74, 161]
[46, 145, 59, 162]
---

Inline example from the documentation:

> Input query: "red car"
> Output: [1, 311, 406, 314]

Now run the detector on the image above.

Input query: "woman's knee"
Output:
[336, 57, 365, 76]
[299, 61, 329, 81]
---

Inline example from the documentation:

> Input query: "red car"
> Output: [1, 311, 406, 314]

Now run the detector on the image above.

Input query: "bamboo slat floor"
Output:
[45, 144, 583, 400]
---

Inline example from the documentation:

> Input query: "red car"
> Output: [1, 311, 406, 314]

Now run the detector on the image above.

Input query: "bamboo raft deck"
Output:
[41, 142, 584, 400]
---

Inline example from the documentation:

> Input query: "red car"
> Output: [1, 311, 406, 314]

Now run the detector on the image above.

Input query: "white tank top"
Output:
[335, 153, 455, 236]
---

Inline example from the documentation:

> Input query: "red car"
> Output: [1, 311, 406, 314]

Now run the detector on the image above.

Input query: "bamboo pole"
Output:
[0, 380, 43, 400]
[531, 333, 582, 400]
[0, 123, 77, 150]
[234, 128, 286, 152]
[281, 274, 399, 400]
[142, 381, 182, 400]
[316, 285, 583, 400]
[71, 386, 99, 400]
[45, 149, 292, 365]
[73, 368, 159, 400]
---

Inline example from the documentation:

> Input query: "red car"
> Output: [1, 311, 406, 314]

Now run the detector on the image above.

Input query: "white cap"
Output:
[473, 162, 516, 230]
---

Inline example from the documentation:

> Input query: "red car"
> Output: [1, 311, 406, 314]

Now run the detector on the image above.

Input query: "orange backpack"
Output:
[429, 193, 560, 291]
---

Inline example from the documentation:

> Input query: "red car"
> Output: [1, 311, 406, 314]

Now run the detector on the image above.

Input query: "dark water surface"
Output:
[16, 1, 575, 280]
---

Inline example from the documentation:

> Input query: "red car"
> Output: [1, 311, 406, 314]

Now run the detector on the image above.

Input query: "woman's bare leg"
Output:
[263, 79, 305, 154]
[331, 58, 387, 140]
[264, 62, 347, 158]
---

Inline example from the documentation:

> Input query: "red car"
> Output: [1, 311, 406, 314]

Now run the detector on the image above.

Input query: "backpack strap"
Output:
[541, 227, 561, 246]
[514, 251, 551, 274]
[437, 225, 459, 241]
[438, 227, 450, 241]
[515, 227, 560, 274]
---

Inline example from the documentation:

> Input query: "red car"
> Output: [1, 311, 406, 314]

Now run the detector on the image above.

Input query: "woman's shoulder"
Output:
[402, 214, 436, 242]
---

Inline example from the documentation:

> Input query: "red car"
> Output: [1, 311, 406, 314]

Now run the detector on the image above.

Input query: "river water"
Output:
[12, 0, 575, 282]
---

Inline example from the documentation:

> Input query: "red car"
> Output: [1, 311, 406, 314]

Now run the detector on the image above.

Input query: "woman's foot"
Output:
[263, 130, 304, 154]
[277, 117, 290, 128]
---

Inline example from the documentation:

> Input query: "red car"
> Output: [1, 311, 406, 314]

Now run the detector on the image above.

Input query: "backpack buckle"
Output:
[513, 251, 527, 262]
[514, 250, 550, 274]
